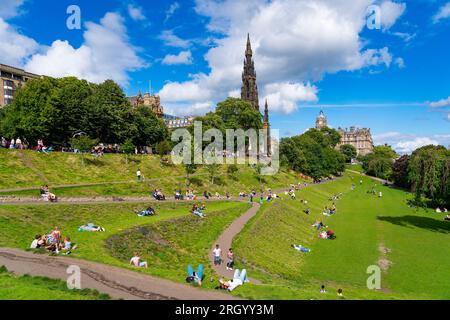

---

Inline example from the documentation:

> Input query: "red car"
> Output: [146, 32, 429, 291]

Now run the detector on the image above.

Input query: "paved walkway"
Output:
[0, 248, 238, 300]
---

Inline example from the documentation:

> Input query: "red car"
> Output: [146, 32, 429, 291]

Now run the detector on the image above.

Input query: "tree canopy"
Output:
[280, 128, 345, 180]
[0, 77, 168, 148]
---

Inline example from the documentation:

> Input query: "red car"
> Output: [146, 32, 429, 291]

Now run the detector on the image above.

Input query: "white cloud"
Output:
[373, 132, 449, 154]
[433, 2, 450, 23]
[165, 2, 180, 22]
[159, 79, 211, 102]
[128, 4, 146, 21]
[25, 13, 144, 86]
[447, 113, 450, 121]
[0, 18, 38, 66]
[0, 0, 25, 19]
[164, 101, 214, 116]
[395, 137, 439, 154]
[380, 1, 406, 30]
[162, 50, 193, 65]
[159, 0, 402, 115]
[158, 30, 191, 48]
[263, 82, 318, 114]
[395, 57, 405, 68]
[428, 96, 450, 108]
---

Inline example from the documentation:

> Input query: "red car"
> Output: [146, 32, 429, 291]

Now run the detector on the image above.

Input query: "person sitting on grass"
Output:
[444, 214, 450, 221]
[30, 235, 42, 249]
[61, 236, 76, 255]
[312, 221, 325, 230]
[217, 269, 249, 292]
[191, 204, 206, 218]
[186, 264, 203, 286]
[204, 190, 210, 200]
[78, 223, 105, 232]
[320, 285, 327, 293]
[304, 208, 311, 215]
[136, 207, 156, 217]
[292, 244, 311, 253]
[130, 253, 148, 268]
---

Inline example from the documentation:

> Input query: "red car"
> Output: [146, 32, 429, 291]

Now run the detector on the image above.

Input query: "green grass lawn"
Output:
[0, 200, 250, 294]
[232, 173, 450, 300]
[0, 267, 110, 300]
[0, 149, 303, 196]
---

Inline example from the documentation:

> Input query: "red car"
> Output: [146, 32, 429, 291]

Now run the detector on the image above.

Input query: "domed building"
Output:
[315, 110, 328, 129]
[313, 110, 373, 156]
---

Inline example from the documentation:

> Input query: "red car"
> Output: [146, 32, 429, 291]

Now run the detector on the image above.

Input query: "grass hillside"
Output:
[0, 267, 110, 300]
[232, 173, 450, 299]
[0, 200, 250, 292]
[0, 149, 303, 196]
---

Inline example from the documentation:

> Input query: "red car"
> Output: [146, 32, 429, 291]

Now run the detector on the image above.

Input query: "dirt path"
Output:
[0, 196, 248, 205]
[209, 202, 262, 284]
[0, 248, 239, 300]
[0, 173, 212, 193]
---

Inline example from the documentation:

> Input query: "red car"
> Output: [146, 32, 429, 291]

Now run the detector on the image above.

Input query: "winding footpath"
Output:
[0, 178, 345, 299]
[0, 248, 238, 300]
[209, 202, 262, 284]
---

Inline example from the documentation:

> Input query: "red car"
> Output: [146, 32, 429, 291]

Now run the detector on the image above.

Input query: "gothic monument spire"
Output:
[241, 34, 259, 111]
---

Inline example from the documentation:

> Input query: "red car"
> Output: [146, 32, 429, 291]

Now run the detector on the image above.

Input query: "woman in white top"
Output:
[130, 253, 148, 268]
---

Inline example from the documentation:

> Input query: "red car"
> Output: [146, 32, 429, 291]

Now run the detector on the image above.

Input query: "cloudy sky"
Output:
[1, 0, 449, 153]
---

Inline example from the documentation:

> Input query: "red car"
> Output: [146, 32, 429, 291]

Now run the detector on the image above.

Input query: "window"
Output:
[4, 98, 13, 105]
[4, 89, 14, 96]
[4, 80, 13, 87]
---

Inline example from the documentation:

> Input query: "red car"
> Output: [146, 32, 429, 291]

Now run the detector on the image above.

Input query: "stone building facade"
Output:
[127, 92, 164, 118]
[337, 127, 374, 156]
[0, 64, 41, 108]
[314, 110, 373, 156]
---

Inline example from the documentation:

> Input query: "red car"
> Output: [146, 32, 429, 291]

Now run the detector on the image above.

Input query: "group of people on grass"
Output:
[30, 226, 74, 254]
[435, 207, 450, 221]
[191, 203, 207, 218]
[1, 137, 29, 149]
[39, 185, 57, 202]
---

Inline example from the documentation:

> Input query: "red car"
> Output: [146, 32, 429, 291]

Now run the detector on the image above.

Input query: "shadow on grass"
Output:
[377, 215, 450, 234]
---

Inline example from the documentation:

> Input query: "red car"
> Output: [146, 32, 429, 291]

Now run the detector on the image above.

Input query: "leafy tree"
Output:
[130, 105, 168, 149]
[227, 164, 239, 179]
[70, 135, 98, 166]
[121, 139, 135, 164]
[184, 164, 198, 187]
[392, 155, 411, 189]
[206, 163, 221, 184]
[361, 145, 397, 180]
[339, 144, 357, 163]
[215, 98, 262, 131]
[155, 140, 172, 156]
[280, 129, 345, 180]
[408, 145, 449, 206]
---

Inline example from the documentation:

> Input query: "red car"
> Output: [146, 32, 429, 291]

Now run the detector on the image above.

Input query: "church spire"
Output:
[246, 33, 253, 57]
[241, 34, 259, 111]
[263, 99, 269, 123]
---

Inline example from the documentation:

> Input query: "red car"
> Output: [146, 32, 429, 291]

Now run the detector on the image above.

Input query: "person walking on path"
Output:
[213, 244, 222, 266]
[226, 248, 234, 271]
[136, 169, 142, 182]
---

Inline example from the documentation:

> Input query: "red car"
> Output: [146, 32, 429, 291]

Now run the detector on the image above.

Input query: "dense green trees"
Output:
[407, 145, 450, 206]
[339, 144, 357, 163]
[0, 77, 168, 148]
[280, 128, 345, 180]
[360, 145, 397, 180]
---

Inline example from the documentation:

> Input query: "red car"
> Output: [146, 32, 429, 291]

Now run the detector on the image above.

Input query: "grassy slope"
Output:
[0, 200, 250, 292]
[0, 269, 110, 300]
[232, 173, 450, 300]
[0, 149, 302, 196]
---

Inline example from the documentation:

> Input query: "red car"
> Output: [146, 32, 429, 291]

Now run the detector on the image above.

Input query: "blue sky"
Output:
[1, 0, 449, 153]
